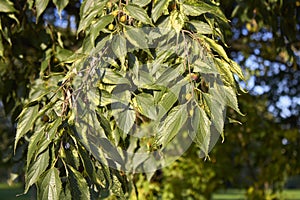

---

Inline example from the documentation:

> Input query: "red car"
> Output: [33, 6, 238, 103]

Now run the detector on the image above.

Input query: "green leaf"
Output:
[182, 3, 207, 16]
[68, 165, 90, 200]
[90, 15, 114, 47]
[112, 34, 127, 67]
[0, 0, 17, 13]
[37, 168, 62, 200]
[133, 93, 157, 120]
[125, 4, 153, 25]
[157, 104, 188, 146]
[36, 0, 50, 22]
[230, 60, 245, 80]
[132, 0, 151, 7]
[203, 93, 225, 136]
[14, 105, 39, 151]
[192, 106, 211, 157]
[115, 104, 136, 134]
[25, 149, 50, 193]
[187, 21, 212, 34]
[203, 36, 229, 62]
[0, 35, 4, 57]
[53, 0, 69, 16]
[170, 10, 185, 33]
[35, 117, 62, 159]
[124, 27, 148, 49]
[183, 2, 227, 22]
[223, 86, 244, 116]
[27, 126, 46, 170]
[151, 0, 170, 22]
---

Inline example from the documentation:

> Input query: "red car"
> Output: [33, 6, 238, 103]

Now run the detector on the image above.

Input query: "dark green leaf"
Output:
[68, 165, 90, 200]
[25, 149, 49, 193]
[112, 34, 127, 66]
[37, 168, 62, 200]
[124, 27, 148, 49]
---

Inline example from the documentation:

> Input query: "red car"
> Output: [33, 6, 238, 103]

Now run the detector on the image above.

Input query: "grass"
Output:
[0, 183, 34, 200]
[212, 189, 300, 200]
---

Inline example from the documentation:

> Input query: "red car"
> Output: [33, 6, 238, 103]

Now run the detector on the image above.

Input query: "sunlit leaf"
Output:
[35, 0, 50, 22]
[14, 105, 39, 151]
[125, 4, 153, 25]
[0, 0, 17, 13]
[152, 0, 171, 22]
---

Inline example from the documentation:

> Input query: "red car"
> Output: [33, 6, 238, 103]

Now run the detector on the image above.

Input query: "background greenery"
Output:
[0, 0, 299, 199]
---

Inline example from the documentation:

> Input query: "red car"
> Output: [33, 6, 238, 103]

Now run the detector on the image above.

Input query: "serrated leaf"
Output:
[223, 86, 244, 116]
[90, 15, 114, 47]
[151, 0, 170, 22]
[36, 0, 50, 22]
[183, 2, 227, 22]
[68, 165, 90, 200]
[112, 34, 127, 66]
[133, 93, 157, 120]
[230, 60, 245, 80]
[14, 105, 39, 151]
[203, 93, 225, 136]
[203, 36, 229, 62]
[192, 106, 211, 157]
[27, 126, 46, 170]
[53, 0, 69, 16]
[37, 168, 62, 200]
[115, 104, 136, 134]
[35, 117, 62, 159]
[170, 10, 185, 33]
[25, 149, 49, 193]
[124, 27, 148, 49]
[182, 3, 207, 16]
[188, 21, 212, 34]
[157, 104, 188, 146]
[0, 0, 17, 13]
[125, 4, 152, 25]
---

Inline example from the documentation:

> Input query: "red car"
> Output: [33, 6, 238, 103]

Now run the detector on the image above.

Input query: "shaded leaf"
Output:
[68, 165, 90, 200]
[192, 106, 211, 157]
[157, 104, 188, 146]
[37, 168, 62, 200]
[25, 149, 49, 193]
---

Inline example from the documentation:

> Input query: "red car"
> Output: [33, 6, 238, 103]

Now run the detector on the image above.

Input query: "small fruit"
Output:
[107, 2, 112, 8]
[41, 114, 50, 122]
[120, 15, 126, 23]
[111, 10, 118, 17]
[185, 93, 192, 101]
[108, 23, 114, 30]
[191, 73, 198, 81]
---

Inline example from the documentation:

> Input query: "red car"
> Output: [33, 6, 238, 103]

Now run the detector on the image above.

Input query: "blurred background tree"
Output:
[0, 0, 299, 199]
